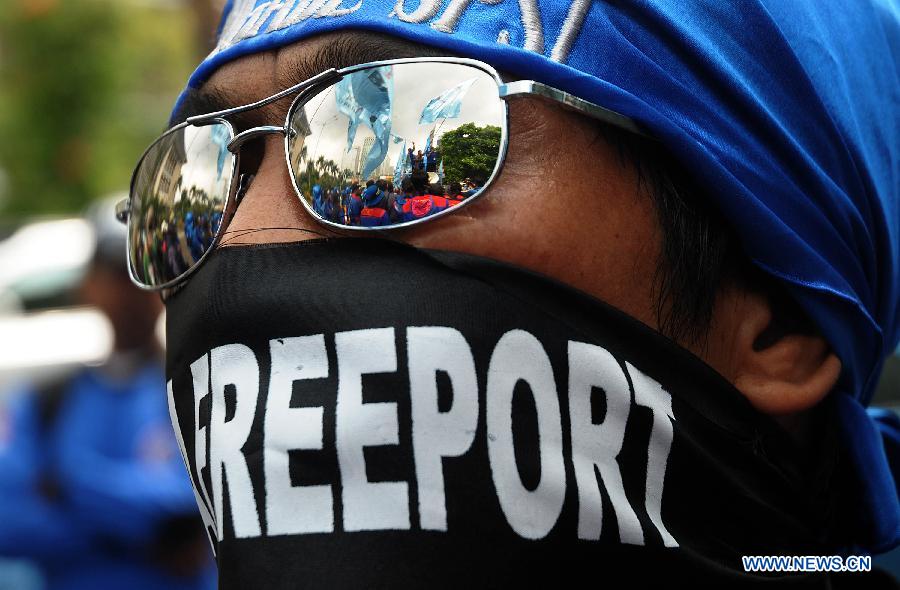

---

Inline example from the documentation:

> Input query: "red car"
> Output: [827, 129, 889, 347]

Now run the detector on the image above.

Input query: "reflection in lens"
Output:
[128, 122, 234, 287]
[288, 62, 503, 228]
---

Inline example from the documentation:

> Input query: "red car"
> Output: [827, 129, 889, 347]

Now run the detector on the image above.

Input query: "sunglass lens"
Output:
[128, 122, 235, 287]
[287, 62, 503, 228]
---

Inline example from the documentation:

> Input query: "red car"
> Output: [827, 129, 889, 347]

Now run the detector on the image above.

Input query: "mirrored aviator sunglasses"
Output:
[119, 57, 648, 290]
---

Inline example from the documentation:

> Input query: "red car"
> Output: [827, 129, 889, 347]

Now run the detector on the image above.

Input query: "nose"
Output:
[218, 133, 337, 247]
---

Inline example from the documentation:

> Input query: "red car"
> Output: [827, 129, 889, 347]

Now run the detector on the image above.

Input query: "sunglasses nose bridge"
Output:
[227, 126, 286, 153]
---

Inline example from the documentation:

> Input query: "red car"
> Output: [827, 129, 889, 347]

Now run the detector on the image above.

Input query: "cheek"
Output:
[400, 101, 663, 330]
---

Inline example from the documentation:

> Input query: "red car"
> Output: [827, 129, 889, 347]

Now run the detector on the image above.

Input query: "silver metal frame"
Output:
[120, 56, 647, 291]
[124, 117, 239, 291]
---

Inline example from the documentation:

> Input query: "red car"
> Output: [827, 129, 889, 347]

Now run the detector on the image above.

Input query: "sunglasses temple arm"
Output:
[498, 80, 651, 139]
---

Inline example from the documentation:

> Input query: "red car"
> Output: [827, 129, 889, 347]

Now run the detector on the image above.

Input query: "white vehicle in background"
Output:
[0, 196, 164, 394]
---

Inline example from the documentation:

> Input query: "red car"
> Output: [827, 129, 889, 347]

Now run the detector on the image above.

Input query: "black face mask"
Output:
[165, 239, 843, 588]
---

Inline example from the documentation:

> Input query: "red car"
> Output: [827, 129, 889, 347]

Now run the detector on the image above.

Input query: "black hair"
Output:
[594, 126, 821, 349]
[593, 125, 737, 347]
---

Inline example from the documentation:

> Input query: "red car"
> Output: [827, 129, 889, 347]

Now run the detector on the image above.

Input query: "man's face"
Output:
[179, 30, 739, 382]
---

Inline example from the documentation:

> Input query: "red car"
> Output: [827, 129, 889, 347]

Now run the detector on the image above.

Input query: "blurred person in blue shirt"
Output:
[0, 200, 215, 590]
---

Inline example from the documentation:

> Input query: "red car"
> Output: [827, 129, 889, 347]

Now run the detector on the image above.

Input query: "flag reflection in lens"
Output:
[287, 62, 503, 228]
[128, 121, 234, 287]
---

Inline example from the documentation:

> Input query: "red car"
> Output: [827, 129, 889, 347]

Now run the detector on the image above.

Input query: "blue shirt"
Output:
[0, 364, 216, 590]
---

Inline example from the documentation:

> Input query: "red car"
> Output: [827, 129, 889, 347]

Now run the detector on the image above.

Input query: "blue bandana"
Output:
[176, 0, 900, 552]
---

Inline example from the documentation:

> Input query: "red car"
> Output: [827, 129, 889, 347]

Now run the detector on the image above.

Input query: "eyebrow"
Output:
[170, 32, 448, 129]
[170, 86, 235, 128]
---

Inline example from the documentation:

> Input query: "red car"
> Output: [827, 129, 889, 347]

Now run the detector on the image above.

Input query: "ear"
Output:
[729, 290, 842, 416]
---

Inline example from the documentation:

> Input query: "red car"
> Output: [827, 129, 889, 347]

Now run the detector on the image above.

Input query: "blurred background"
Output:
[0, 0, 897, 587]
[0, 1, 222, 588]
[0, 0, 220, 380]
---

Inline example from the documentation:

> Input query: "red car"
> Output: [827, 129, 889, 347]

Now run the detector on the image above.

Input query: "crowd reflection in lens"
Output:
[309, 171, 483, 228]
[130, 124, 231, 285]
[291, 62, 502, 228]
[297, 122, 492, 227]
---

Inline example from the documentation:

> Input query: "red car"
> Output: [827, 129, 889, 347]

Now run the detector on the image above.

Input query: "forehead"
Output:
[173, 32, 448, 126]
